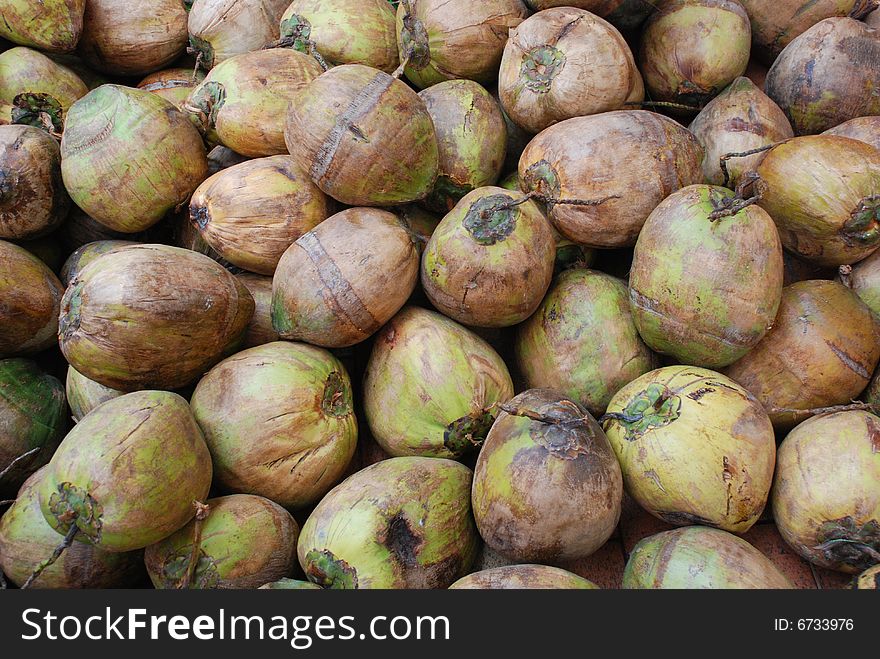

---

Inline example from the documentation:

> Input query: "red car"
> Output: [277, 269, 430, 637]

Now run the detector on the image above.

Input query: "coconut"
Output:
[0, 240, 64, 357]
[639, 0, 751, 109]
[60, 240, 138, 286]
[724, 280, 880, 429]
[824, 115, 880, 152]
[396, 0, 530, 89]
[189, 155, 329, 275]
[419, 80, 507, 211]
[853, 565, 880, 589]
[604, 366, 776, 532]
[186, 48, 322, 158]
[272, 208, 419, 348]
[0, 125, 70, 240]
[190, 342, 357, 509]
[138, 68, 205, 109]
[765, 18, 880, 135]
[421, 187, 555, 328]
[59, 244, 255, 391]
[629, 184, 784, 368]
[61, 85, 208, 234]
[0, 468, 144, 588]
[772, 410, 880, 573]
[739, 0, 865, 62]
[515, 269, 657, 415]
[755, 135, 880, 266]
[472, 389, 623, 562]
[0, 0, 84, 53]
[392, 205, 441, 255]
[279, 0, 399, 73]
[38, 391, 212, 553]
[285, 64, 439, 206]
[0, 360, 66, 494]
[498, 7, 642, 134]
[518, 111, 703, 248]
[298, 457, 479, 588]
[65, 366, 124, 424]
[450, 564, 599, 589]
[689, 77, 794, 186]
[145, 495, 299, 589]
[77, 0, 187, 76]
[259, 578, 321, 590]
[234, 273, 279, 348]
[844, 249, 880, 320]
[188, 0, 289, 70]
[623, 526, 793, 588]
[363, 307, 513, 459]
[0, 47, 88, 114]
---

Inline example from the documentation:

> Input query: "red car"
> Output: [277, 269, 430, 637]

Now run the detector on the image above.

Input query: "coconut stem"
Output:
[21, 523, 79, 589]
[264, 36, 329, 72]
[191, 51, 203, 84]
[624, 100, 703, 112]
[708, 171, 767, 222]
[0, 446, 41, 482]
[851, 0, 879, 19]
[719, 143, 782, 188]
[497, 403, 594, 429]
[767, 401, 878, 417]
[179, 501, 210, 590]
[0, 499, 13, 507]
[839, 265, 854, 288]
[814, 538, 880, 563]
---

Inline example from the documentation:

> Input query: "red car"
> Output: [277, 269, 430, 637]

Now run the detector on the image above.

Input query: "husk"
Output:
[0, 0, 85, 53]
[604, 366, 776, 533]
[772, 410, 880, 573]
[61, 85, 208, 234]
[724, 280, 880, 429]
[823, 115, 880, 152]
[765, 18, 880, 135]
[499, 7, 641, 134]
[0, 125, 70, 241]
[234, 273, 279, 348]
[206, 145, 250, 175]
[77, 0, 188, 76]
[188, 0, 289, 69]
[138, 68, 205, 109]
[450, 564, 598, 589]
[60, 239, 138, 287]
[65, 365, 124, 423]
[518, 110, 704, 248]
[190, 342, 357, 509]
[190, 155, 329, 274]
[0, 47, 88, 113]
[846, 247, 880, 317]
[272, 208, 419, 347]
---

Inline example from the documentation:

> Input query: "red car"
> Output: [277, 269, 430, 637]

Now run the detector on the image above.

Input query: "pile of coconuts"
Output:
[1, 0, 879, 592]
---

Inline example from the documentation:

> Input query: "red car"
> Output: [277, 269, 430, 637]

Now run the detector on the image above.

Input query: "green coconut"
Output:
[363, 306, 514, 459]
[38, 391, 213, 553]
[145, 494, 299, 589]
[772, 410, 880, 573]
[629, 184, 784, 368]
[190, 342, 357, 510]
[59, 239, 138, 287]
[0, 0, 85, 53]
[472, 389, 623, 563]
[61, 85, 208, 233]
[623, 526, 794, 589]
[515, 269, 656, 416]
[450, 564, 599, 589]
[0, 467, 144, 588]
[603, 366, 776, 533]
[65, 366, 123, 423]
[421, 187, 556, 327]
[298, 457, 479, 589]
[0, 47, 88, 115]
[0, 359, 66, 494]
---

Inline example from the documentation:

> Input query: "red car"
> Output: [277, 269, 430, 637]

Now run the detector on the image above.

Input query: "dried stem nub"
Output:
[179, 501, 211, 589]
[708, 171, 767, 222]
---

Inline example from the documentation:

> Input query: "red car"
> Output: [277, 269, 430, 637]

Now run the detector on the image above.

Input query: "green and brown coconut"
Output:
[0, 0, 85, 53]
[235, 273, 279, 348]
[842, 249, 880, 318]
[137, 67, 205, 109]
[279, 0, 399, 73]
[272, 208, 420, 348]
[0, 240, 64, 357]
[0, 125, 70, 241]
[61, 85, 208, 234]
[515, 269, 657, 416]
[363, 306, 514, 459]
[824, 116, 880, 152]
[449, 564, 598, 589]
[189, 155, 329, 275]
[284, 64, 439, 206]
[65, 366, 123, 423]
[396, 0, 530, 89]
[59, 244, 254, 391]
[0, 468, 145, 588]
[145, 495, 299, 589]
[59, 240, 137, 287]
[518, 111, 703, 248]
[724, 280, 880, 429]
[298, 457, 479, 589]
[190, 342, 357, 510]
[259, 578, 321, 590]
[421, 187, 555, 328]
[629, 184, 784, 369]
[623, 526, 793, 588]
[186, 48, 323, 158]
[38, 391, 213, 553]
[188, 0, 289, 70]
[472, 389, 623, 563]
[0, 47, 88, 116]
[603, 366, 776, 533]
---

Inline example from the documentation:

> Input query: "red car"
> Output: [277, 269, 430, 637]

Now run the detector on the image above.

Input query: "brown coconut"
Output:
[824, 116, 880, 152]
[235, 273, 280, 348]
